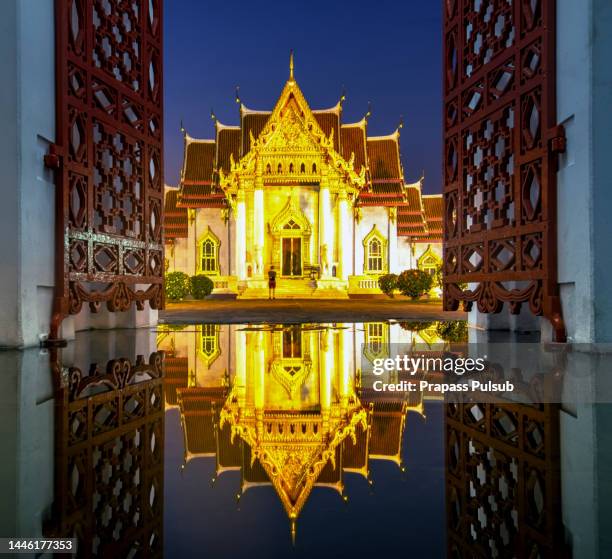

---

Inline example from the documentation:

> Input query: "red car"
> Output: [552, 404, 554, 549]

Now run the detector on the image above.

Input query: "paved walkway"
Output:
[160, 299, 466, 324]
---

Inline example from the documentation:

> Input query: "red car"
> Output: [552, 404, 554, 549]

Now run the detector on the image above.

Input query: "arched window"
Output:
[367, 238, 383, 272]
[300, 162, 306, 173]
[266, 163, 272, 174]
[289, 162, 294, 173]
[312, 163, 317, 173]
[198, 228, 220, 275]
[277, 162, 283, 174]
[363, 322, 389, 362]
[198, 324, 220, 367]
[417, 245, 443, 284]
[362, 225, 388, 274]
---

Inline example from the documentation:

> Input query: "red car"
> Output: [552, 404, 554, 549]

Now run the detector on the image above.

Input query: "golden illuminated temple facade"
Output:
[158, 321, 455, 534]
[164, 55, 443, 297]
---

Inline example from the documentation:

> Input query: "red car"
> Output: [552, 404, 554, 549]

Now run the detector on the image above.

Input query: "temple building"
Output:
[164, 56, 443, 298]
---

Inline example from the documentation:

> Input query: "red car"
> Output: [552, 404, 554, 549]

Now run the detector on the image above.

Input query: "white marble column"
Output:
[319, 329, 333, 431]
[235, 192, 246, 281]
[253, 157, 265, 277]
[253, 187, 264, 276]
[338, 328, 351, 412]
[318, 169, 333, 277]
[337, 191, 351, 280]
[388, 207, 399, 273]
[254, 330, 265, 440]
[234, 326, 246, 406]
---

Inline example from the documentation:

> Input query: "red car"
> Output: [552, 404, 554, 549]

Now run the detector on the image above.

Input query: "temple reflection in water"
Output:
[2, 322, 611, 557]
[159, 322, 436, 536]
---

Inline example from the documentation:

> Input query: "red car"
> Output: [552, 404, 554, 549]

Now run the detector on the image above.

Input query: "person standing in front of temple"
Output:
[268, 265, 277, 300]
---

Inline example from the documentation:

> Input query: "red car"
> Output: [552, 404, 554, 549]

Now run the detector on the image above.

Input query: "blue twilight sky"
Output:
[163, 0, 442, 194]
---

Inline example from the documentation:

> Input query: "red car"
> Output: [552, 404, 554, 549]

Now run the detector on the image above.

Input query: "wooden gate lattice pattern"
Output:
[50, 352, 165, 557]
[442, 0, 565, 339]
[445, 401, 564, 558]
[53, 0, 164, 324]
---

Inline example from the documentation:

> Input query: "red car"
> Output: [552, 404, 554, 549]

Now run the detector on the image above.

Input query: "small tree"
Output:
[165, 271, 191, 301]
[190, 274, 214, 299]
[378, 273, 398, 298]
[435, 320, 468, 343]
[396, 269, 434, 300]
[399, 321, 432, 332]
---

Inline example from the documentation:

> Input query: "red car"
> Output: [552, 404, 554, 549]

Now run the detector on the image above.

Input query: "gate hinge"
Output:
[44, 143, 62, 170]
[549, 125, 566, 155]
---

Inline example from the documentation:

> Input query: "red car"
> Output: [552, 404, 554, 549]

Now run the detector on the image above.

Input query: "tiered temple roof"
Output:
[163, 190, 188, 239]
[170, 67, 442, 239]
[176, 387, 422, 520]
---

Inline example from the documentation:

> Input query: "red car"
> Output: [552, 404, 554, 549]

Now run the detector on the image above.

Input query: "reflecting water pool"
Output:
[1, 321, 610, 558]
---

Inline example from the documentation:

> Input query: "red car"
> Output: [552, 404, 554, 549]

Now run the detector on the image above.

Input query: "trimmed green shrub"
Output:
[399, 321, 432, 332]
[396, 269, 434, 299]
[158, 323, 187, 332]
[435, 320, 468, 343]
[190, 274, 214, 299]
[165, 271, 190, 301]
[378, 273, 398, 298]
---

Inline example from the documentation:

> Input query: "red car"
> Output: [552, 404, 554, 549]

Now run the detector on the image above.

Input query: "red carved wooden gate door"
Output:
[442, 0, 565, 340]
[50, 0, 164, 338]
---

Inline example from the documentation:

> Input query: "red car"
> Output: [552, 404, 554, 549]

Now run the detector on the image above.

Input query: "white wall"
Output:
[355, 207, 389, 274]
[0, 0, 55, 348]
[0, 348, 55, 537]
[194, 208, 230, 276]
[555, 0, 595, 343]
[166, 238, 189, 274]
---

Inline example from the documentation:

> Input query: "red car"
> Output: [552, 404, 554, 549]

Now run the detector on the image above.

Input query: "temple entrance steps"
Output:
[237, 278, 349, 299]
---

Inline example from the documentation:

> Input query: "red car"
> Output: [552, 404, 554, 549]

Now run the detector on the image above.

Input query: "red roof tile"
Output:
[396, 192, 443, 241]
[216, 127, 240, 174]
[177, 184, 226, 208]
[182, 141, 215, 184]
[367, 137, 402, 180]
[313, 110, 340, 151]
[164, 190, 188, 238]
[340, 124, 367, 173]
[241, 112, 270, 155]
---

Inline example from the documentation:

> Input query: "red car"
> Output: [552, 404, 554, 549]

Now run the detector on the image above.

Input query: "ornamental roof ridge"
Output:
[405, 178, 423, 191]
[367, 128, 401, 142]
[312, 100, 342, 115]
[240, 103, 272, 116]
[215, 120, 240, 131]
[184, 134, 215, 145]
[342, 117, 367, 129]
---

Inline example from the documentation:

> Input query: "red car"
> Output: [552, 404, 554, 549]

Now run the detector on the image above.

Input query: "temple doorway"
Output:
[281, 237, 302, 277]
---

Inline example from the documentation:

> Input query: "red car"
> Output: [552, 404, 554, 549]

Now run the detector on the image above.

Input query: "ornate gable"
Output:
[219, 64, 365, 194]
[262, 97, 324, 154]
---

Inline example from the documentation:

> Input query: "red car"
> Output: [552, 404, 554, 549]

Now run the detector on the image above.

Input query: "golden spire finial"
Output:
[235, 85, 241, 105]
[289, 49, 294, 80]
[290, 519, 296, 547]
[180, 118, 186, 137]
